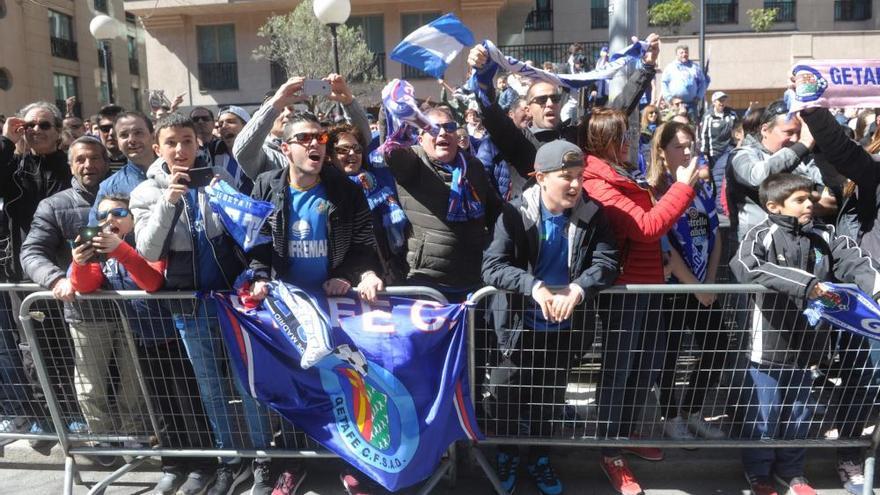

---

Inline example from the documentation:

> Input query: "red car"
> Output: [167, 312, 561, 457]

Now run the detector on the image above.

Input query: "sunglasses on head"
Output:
[98, 124, 113, 133]
[192, 115, 213, 123]
[96, 207, 130, 221]
[288, 132, 329, 145]
[334, 143, 363, 155]
[25, 121, 53, 131]
[761, 101, 789, 125]
[529, 94, 562, 106]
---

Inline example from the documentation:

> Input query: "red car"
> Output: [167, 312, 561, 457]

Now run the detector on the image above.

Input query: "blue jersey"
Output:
[525, 203, 571, 331]
[285, 183, 330, 292]
[666, 180, 718, 282]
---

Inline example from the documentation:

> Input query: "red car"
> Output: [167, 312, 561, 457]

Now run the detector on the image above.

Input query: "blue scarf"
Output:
[442, 153, 484, 222]
[350, 153, 409, 254]
[804, 283, 880, 341]
[205, 180, 274, 251]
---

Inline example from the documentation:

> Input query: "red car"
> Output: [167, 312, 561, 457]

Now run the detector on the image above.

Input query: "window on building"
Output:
[347, 15, 385, 79]
[94, 0, 108, 14]
[53, 73, 78, 115]
[48, 10, 78, 60]
[764, 1, 796, 22]
[525, 0, 553, 31]
[131, 86, 142, 111]
[400, 13, 440, 79]
[591, 0, 608, 28]
[127, 36, 140, 75]
[0, 0, 7, 19]
[196, 24, 238, 90]
[835, 0, 871, 21]
[269, 61, 287, 89]
[706, 0, 738, 24]
[0, 68, 11, 91]
[125, 12, 137, 25]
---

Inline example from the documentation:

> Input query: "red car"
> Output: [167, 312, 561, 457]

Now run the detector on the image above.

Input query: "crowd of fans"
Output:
[1, 32, 880, 495]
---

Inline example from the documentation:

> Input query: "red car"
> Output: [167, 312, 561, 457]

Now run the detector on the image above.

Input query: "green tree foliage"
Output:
[647, 0, 694, 34]
[747, 7, 779, 32]
[254, 0, 381, 104]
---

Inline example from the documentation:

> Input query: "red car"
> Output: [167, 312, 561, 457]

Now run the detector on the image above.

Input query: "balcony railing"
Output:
[764, 1, 796, 22]
[198, 62, 238, 90]
[402, 64, 432, 80]
[497, 41, 607, 71]
[129, 57, 139, 75]
[270, 61, 287, 89]
[372, 52, 386, 80]
[835, 0, 871, 20]
[706, 2, 738, 24]
[524, 9, 553, 31]
[591, 7, 609, 28]
[50, 37, 78, 61]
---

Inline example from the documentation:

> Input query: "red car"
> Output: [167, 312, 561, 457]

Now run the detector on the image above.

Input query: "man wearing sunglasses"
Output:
[467, 33, 661, 199]
[97, 104, 127, 170]
[384, 107, 502, 302]
[727, 100, 829, 242]
[189, 107, 216, 147]
[233, 74, 372, 182]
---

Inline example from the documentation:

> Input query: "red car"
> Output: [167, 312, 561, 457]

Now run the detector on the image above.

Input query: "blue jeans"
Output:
[739, 365, 814, 478]
[174, 300, 272, 460]
[710, 147, 732, 212]
[0, 293, 30, 418]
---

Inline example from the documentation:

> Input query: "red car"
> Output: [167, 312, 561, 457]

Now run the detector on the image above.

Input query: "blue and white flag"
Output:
[205, 180, 274, 251]
[390, 13, 475, 79]
[213, 286, 482, 491]
[470, 39, 647, 94]
[804, 283, 880, 341]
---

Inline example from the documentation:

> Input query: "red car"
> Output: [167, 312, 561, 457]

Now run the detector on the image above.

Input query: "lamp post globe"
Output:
[313, 0, 350, 25]
[90, 15, 118, 104]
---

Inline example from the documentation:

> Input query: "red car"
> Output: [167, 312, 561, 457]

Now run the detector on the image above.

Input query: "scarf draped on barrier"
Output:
[468, 39, 647, 105]
[380, 79, 483, 223]
[204, 180, 274, 251]
[213, 283, 482, 491]
[789, 60, 880, 112]
[804, 283, 880, 341]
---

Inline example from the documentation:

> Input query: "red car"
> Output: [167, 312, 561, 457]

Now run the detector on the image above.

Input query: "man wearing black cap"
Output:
[481, 140, 619, 495]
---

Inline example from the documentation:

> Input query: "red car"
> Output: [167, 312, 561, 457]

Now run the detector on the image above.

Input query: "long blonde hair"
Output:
[648, 121, 696, 194]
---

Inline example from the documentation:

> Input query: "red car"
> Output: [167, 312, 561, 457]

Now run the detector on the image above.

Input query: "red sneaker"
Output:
[620, 433, 664, 461]
[600, 456, 645, 495]
[271, 465, 307, 495]
[340, 469, 385, 495]
[744, 472, 778, 495]
[774, 475, 816, 495]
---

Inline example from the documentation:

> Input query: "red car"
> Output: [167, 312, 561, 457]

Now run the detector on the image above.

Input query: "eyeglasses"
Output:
[288, 132, 329, 145]
[25, 121, 53, 131]
[98, 124, 113, 133]
[761, 101, 789, 125]
[96, 207, 131, 221]
[529, 94, 562, 106]
[433, 122, 459, 134]
[334, 144, 363, 155]
[192, 115, 213, 123]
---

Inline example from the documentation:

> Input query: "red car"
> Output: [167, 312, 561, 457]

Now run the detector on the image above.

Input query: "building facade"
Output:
[500, 0, 880, 108]
[123, 0, 534, 113]
[0, 0, 149, 118]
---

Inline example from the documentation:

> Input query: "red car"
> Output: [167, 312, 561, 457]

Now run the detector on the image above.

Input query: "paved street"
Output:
[0, 438, 864, 494]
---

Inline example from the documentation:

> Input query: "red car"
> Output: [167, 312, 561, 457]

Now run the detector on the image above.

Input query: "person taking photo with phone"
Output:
[129, 113, 274, 495]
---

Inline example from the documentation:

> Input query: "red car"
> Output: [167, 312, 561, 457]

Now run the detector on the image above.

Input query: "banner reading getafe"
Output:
[212, 284, 482, 491]
[789, 60, 880, 112]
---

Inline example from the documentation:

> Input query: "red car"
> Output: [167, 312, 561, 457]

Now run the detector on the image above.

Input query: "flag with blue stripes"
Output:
[390, 13, 475, 79]
[213, 285, 482, 491]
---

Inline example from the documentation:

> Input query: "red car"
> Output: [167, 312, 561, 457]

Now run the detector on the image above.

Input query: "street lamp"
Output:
[89, 14, 119, 104]
[313, 0, 351, 75]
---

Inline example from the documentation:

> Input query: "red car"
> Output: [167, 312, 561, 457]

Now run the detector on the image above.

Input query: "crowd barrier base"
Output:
[11, 286, 454, 495]
[465, 285, 880, 495]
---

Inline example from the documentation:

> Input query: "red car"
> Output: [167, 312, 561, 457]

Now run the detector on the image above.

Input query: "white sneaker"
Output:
[687, 412, 726, 440]
[663, 416, 696, 440]
[0, 417, 29, 434]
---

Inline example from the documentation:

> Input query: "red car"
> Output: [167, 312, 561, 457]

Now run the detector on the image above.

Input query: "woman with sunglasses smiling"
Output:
[327, 124, 409, 283]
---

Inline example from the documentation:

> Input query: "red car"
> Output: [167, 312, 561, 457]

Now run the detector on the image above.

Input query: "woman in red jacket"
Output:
[582, 108, 699, 495]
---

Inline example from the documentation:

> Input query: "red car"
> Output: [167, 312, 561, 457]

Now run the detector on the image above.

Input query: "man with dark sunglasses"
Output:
[727, 100, 830, 242]
[467, 33, 661, 199]
[97, 104, 127, 170]
[233, 75, 372, 182]
[189, 107, 216, 146]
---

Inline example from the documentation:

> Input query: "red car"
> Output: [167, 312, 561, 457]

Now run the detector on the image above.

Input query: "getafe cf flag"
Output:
[804, 283, 880, 341]
[212, 284, 482, 491]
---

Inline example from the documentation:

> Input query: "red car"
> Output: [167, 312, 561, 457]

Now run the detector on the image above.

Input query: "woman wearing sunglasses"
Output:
[327, 124, 409, 283]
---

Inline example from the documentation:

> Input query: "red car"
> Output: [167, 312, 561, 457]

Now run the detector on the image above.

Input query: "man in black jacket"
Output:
[481, 140, 618, 495]
[385, 107, 502, 302]
[466, 34, 660, 199]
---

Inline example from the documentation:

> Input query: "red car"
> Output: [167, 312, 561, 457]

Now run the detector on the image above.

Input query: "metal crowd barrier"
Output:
[465, 284, 880, 495]
[12, 286, 452, 495]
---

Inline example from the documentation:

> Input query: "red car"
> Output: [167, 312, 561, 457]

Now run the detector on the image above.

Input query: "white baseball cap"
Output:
[711, 91, 728, 102]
